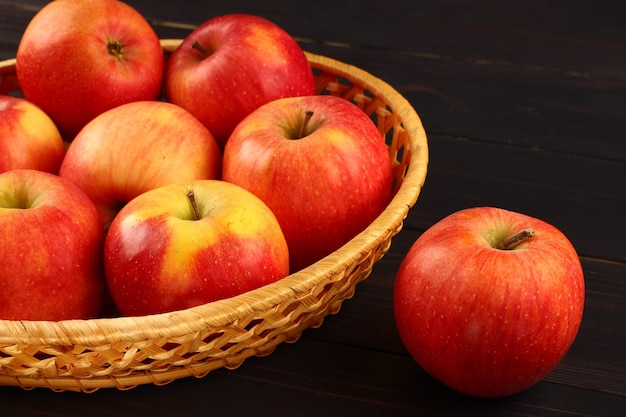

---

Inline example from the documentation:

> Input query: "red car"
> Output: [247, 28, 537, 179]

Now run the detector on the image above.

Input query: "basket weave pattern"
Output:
[0, 40, 428, 392]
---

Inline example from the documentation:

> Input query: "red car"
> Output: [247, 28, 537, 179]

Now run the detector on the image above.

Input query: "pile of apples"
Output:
[1, 0, 586, 400]
[0, 0, 393, 320]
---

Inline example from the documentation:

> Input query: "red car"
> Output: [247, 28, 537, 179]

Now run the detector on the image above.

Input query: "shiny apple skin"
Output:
[165, 13, 316, 147]
[104, 180, 290, 316]
[59, 100, 221, 230]
[223, 95, 393, 272]
[16, 0, 164, 139]
[0, 169, 105, 320]
[394, 207, 585, 398]
[0, 95, 65, 174]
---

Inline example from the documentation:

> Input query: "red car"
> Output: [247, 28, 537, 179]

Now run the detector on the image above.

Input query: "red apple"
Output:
[16, 0, 164, 140]
[0, 94, 65, 173]
[104, 179, 290, 316]
[165, 13, 316, 148]
[222, 95, 393, 272]
[394, 207, 585, 398]
[58, 100, 221, 230]
[0, 169, 105, 320]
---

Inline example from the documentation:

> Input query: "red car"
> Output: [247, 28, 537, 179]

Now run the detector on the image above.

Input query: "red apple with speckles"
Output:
[59, 100, 221, 230]
[0, 94, 65, 173]
[394, 207, 585, 398]
[165, 13, 315, 148]
[104, 179, 290, 316]
[16, 0, 164, 140]
[222, 94, 393, 272]
[0, 169, 105, 320]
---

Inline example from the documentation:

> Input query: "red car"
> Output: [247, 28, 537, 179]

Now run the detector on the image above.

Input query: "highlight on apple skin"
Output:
[0, 94, 65, 174]
[103, 179, 290, 317]
[16, 0, 165, 140]
[222, 94, 393, 272]
[0, 169, 106, 321]
[393, 206, 585, 398]
[59, 100, 222, 230]
[165, 13, 316, 148]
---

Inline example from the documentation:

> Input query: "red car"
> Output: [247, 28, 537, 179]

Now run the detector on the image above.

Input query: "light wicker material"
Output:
[0, 39, 428, 392]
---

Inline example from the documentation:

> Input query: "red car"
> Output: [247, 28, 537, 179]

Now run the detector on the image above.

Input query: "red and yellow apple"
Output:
[165, 13, 316, 148]
[0, 94, 65, 173]
[104, 179, 290, 316]
[394, 207, 585, 398]
[59, 100, 221, 230]
[16, 0, 164, 140]
[0, 169, 105, 320]
[222, 95, 393, 272]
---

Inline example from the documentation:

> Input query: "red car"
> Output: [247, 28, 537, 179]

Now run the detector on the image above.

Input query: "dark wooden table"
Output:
[1, 0, 625, 415]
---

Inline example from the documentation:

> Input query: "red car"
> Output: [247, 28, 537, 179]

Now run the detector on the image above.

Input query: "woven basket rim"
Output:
[0, 40, 428, 347]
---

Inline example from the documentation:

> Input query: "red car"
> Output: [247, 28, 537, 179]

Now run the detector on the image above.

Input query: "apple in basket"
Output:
[104, 179, 290, 316]
[394, 207, 585, 398]
[0, 169, 105, 321]
[15, 0, 164, 140]
[165, 13, 316, 148]
[0, 94, 65, 174]
[222, 95, 393, 272]
[59, 100, 221, 230]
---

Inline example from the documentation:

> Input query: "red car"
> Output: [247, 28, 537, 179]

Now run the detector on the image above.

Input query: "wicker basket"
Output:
[0, 39, 428, 392]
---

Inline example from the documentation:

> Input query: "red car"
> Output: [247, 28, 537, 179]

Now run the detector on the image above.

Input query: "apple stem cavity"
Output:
[187, 189, 201, 221]
[191, 40, 211, 58]
[298, 110, 315, 139]
[501, 228, 535, 250]
[107, 40, 125, 59]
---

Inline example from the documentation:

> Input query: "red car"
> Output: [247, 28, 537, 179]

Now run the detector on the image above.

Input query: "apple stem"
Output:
[191, 40, 210, 58]
[501, 229, 535, 250]
[187, 189, 201, 221]
[298, 110, 315, 139]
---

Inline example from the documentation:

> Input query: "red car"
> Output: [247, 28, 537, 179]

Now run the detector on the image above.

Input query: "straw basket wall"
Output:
[0, 39, 428, 392]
